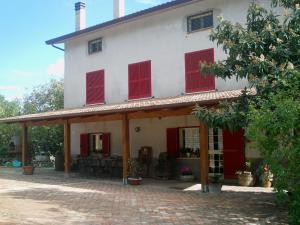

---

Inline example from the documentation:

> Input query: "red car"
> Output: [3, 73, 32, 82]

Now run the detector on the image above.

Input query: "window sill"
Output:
[185, 89, 216, 95]
[85, 102, 105, 107]
[127, 96, 154, 102]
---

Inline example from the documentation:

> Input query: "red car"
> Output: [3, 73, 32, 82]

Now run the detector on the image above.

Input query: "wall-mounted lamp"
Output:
[134, 126, 141, 132]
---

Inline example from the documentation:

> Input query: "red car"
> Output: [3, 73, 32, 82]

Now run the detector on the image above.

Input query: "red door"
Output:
[166, 128, 179, 158]
[80, 134, 89, 157]
[102, 133, 110, 157]
[223, 129, 245, 179]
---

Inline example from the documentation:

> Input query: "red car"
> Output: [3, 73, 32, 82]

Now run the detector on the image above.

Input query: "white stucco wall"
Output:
[64, 0, 277, 108]
[70, 115, 262, 159]
[71, 115, 199, 157]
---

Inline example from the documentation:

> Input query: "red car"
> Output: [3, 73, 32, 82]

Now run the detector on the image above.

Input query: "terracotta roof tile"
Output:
[0, 89, 255, 123]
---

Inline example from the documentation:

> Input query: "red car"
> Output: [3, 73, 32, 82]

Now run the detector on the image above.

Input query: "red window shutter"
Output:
[86, 69, 105, 105]
[128, 63, 140, 99]
[139, 61, 152, 98]
[185, 48, 215, 93]
[102, 133, 110, 157]
[80, 134, 89, 157]
[166, 128, 179, 158]
[128, 60, 151, 100]
[223, 129, 246, 179]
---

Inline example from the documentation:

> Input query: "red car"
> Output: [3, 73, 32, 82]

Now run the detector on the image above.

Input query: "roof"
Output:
[46, 0, 196, 45]
[0, 89, 254, 124]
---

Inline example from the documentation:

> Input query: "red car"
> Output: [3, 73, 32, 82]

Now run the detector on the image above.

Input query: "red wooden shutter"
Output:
[128, 60, 151, 99]
[223, 129, 246, 179]
[80, 134, 89, 157]
[86, 69, 105, 105]
[185, 48, 215, 93]
[102, 133, 110, 157]
[139, 61, 152, 98]
[166, 128, 179, 158]
[128, 63, 140, 99]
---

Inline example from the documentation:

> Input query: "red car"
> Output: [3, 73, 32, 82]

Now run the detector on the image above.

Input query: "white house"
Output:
[1, 0, 275, 188]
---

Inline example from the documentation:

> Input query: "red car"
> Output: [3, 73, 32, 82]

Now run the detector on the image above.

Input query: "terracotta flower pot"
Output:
[23, 166, 34, 175]
[128, 177, 142, 185]
[263, 180, 272, 188]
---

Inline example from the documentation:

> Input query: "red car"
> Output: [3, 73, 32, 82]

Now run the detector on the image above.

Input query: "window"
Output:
[187, 11, 213, 32]
[86, 70, 105, 105]
[80, 133, 110, 157]
[128, 60, 152, 100]
[89, 133, 103, 153]
[88, 38, 102, 54]
[179, 127, 200, 158]
[208, 128, 224, 177]
[185, 48, 215, 93]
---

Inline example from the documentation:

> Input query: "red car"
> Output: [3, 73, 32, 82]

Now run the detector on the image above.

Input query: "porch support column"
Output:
[21, 124, 28, 166]
[64, 120, 71, 175]
[122, 114, 130, 184]
[200, 122, 209, 193]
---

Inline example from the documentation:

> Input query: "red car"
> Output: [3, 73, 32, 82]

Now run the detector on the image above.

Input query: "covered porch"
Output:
[0, 89, 251, 192]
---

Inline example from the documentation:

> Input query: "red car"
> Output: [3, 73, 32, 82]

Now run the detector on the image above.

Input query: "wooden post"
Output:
[21, 124, 28, 166]
[122, 114, 130, 184]
[200, 122, 209, 193]
[64, 121, 71, 175]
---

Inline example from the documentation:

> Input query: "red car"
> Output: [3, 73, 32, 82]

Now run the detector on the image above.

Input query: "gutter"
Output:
[51, 44, 64, 52]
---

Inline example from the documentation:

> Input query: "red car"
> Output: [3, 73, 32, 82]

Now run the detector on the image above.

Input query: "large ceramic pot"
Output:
[238, 173, 254, 186]
[128, 177, 142, 185]
[263, 180, 272, 188]
[23, 166, 34, 175]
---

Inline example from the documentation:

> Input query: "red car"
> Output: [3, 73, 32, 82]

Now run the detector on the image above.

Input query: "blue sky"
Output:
[0, 0, 169, 100]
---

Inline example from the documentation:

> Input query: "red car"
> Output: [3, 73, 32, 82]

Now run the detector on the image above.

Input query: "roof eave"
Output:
[45, 0, 197, 45]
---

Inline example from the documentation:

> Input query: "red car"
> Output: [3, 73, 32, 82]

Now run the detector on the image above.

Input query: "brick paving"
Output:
[0, 171, 287, 225]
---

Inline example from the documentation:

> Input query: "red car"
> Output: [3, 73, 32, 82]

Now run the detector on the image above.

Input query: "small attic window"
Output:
[187, 11, 213, 33]
[88, 38, 102, 54]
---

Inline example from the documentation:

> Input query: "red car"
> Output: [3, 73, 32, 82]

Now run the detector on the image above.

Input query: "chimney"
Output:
[113, 0, 124, 19]
[75, 2, 86, 31]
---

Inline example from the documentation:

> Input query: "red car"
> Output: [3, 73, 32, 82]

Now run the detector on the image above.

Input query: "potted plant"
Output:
[179, 166, 194, 182]
[23, 164, 34, 175]
[127, 158, 142, 185]
[261, 164, 273, 188]
[236, 160, 254, 186]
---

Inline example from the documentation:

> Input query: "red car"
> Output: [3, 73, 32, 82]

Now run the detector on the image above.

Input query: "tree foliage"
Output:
[0, 96, 21, 156]
[0, 79, 64, 159]
[23, 79, 64, 157]
[194, 1, 300, 223]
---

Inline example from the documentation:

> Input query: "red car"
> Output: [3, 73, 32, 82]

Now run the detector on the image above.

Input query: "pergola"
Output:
[0, 89, 252, 192]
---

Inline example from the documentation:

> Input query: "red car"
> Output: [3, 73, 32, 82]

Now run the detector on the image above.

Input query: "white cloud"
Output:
[47, 58, 64, 77]
[0, 85, 26, 100]
[136, 0, 162, 5]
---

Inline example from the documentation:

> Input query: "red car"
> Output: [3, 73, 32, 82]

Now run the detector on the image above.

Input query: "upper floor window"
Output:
[185, 48, 215, 93]
[86, 69, 105, 105]
[128, 60, 152, 100]
[88, 38, 102, 54]
[187, 11, 213, 33]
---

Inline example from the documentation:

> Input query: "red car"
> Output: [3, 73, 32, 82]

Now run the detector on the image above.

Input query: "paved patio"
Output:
[0, 168, 288, 225]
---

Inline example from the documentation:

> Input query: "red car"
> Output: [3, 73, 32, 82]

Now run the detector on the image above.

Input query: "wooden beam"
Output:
[122, 114, 130, 184]
[64, 121, 71, 174]
[69, 113, 123, 124]
[200, 121, 209, 193]
[26, 119, 66, 127]
[128, 106, 193, 120]
[21, 124, 28, 167]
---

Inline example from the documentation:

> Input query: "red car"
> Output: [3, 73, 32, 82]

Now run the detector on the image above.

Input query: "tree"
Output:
[23, 79, 64, 157]
[194, 1, 300, 223]
[0, 95, 21, 157]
